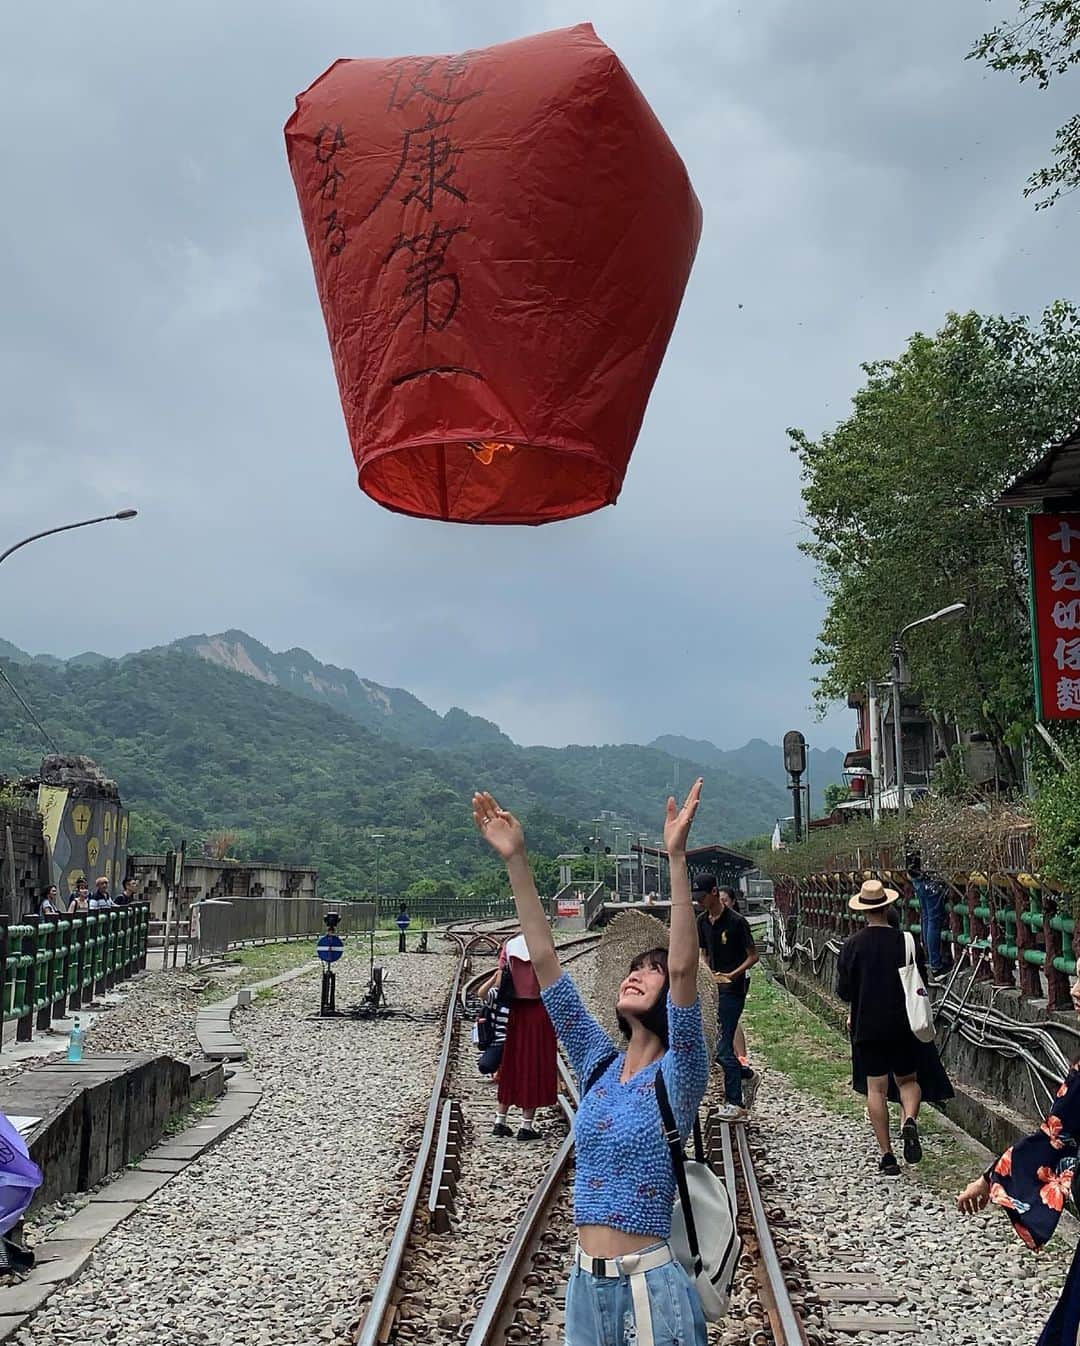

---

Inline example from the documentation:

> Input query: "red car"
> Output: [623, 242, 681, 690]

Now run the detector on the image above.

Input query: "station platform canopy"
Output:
[685, 842, 756, 889]
[629, 840, 755, 891]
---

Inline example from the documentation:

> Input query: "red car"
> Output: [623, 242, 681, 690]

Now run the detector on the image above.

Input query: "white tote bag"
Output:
[900, 931, 935, 1042]
[656, 1075, 741, 1320]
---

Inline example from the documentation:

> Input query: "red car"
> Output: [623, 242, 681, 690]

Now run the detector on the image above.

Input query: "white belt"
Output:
[574, 1242, 672, 1346]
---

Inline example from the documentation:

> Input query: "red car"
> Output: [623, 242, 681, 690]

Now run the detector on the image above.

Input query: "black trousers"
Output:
[398, 930, 406, 952]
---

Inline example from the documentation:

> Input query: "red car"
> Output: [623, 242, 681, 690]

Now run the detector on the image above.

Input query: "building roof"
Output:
[628, 841, 754, 869]
[995, 424, 1080, 509]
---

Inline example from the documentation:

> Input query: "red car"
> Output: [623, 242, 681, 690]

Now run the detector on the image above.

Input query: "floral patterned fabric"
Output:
[989, 1064, 1080, 1250]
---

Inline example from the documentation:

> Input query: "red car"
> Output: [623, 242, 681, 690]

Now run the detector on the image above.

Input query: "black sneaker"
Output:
[516, 1127, 540, 1141]
[878, 1152, 901, 1178]
[491, 1122, 512, 1138]
[901, 1117, 923, 1164]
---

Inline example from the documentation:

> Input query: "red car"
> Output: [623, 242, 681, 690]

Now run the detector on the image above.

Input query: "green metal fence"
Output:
[2, 903, 150, 1046]
[776, 867, 1077, 1010]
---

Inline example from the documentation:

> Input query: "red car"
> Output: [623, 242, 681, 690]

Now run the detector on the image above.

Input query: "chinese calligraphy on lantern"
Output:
[1030, 514, 1080, 718]
[376, 53, 484, 384]
[314, 122, 348, 257]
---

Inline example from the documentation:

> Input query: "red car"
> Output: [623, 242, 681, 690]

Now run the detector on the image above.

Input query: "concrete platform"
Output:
[0, 1075, 262, 1337]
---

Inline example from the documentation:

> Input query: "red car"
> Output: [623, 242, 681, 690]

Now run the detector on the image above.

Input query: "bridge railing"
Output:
[399, 895, 519, 926]
[775, 867, 1078, 1010]
[1, 903, 150, 1046]
[189, 898, 376, 961]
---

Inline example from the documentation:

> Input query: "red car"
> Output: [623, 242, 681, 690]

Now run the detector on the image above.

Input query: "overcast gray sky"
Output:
[1, 1, 1075, 751]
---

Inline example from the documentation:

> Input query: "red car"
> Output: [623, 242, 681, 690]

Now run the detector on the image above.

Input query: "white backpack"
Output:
[900, 931, 935, 1043]
[655, 1072, 741, 1320]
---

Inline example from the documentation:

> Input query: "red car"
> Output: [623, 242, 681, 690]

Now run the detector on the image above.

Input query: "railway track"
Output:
[708, 1115, 812, 1346]
[352, 924, 810, 1346]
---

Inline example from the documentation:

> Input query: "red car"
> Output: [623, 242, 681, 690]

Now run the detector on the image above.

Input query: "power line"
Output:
[0, 664, 60, 754]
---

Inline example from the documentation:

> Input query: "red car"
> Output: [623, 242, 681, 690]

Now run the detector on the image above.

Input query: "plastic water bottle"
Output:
[66, 1016, 84, 1063]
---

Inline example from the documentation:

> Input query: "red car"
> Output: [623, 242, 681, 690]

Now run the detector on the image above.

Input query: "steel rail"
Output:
[355, 943, 467, 1346]
[358, 932, 603, 1345]
[734, 1123, 807, 1346]
[465, 1096, 577, 1346]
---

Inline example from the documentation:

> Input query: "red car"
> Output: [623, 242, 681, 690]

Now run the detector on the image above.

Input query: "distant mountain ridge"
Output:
[152, 630, 512, 751]
[0, 630, 833, 842]
[649, 734, 846, 813]
[0, 650, 790, 896]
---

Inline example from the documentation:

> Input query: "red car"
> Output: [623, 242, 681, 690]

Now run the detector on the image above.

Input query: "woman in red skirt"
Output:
[493, 934, 557, 1140]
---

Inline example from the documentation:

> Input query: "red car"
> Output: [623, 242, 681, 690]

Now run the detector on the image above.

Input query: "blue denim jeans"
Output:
[913, 878, 950, 972]
[564, 1251, 707, 1345]
[715, 990, 747, 1107]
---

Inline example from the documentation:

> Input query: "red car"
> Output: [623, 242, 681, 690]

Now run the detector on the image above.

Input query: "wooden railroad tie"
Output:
[811, 1271, 919, 1334]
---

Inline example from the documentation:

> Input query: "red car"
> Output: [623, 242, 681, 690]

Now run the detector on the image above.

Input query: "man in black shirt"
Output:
[696, 875, 758, 1118]
[836, 878, 927, 1177]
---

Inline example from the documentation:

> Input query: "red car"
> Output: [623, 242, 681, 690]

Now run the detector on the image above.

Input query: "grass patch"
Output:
[744, 972, 986, 1199]
[162, 1095, 217, 1138]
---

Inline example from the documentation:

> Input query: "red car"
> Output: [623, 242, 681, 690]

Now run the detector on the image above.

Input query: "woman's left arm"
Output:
[665, 779, 703, 1007]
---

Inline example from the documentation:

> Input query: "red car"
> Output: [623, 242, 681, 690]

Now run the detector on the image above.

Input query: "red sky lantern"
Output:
[285, 23, 701, 525]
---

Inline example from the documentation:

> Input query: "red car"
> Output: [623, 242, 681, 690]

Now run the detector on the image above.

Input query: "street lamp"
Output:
[891, 603, 966, 824]
[0, 509, 138, 569]
[0, 510, 138, 755]
[370, 833, 385, 923]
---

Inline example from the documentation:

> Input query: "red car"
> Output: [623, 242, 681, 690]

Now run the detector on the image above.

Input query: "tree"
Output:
[971, 1, 1080, 207]
[822, 782, 851, 813]
[791, 305, 1080, 791]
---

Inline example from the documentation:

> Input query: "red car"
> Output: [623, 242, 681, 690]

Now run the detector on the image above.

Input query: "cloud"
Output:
[0, 0, 1072, 751]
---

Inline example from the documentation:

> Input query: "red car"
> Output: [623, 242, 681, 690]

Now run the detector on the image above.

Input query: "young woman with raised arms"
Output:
[473, 781, 709, 1346]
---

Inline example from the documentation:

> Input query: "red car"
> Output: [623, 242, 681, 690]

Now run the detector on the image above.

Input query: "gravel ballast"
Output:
[18, 950, 451, 1346]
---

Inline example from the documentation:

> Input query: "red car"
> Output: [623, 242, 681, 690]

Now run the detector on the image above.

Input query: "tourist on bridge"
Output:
[957, 959, 1080, 1346]
[90, 876, 113, 909]
[474, 781, 713, 1346]
[66, 879, 89, 913]
[837, 879, 952, 1178]
[488, 933, 557, 1140]
[39, 885, 61, 917]
[696, 876, 758, 1121]
[395, 902, 410, 953]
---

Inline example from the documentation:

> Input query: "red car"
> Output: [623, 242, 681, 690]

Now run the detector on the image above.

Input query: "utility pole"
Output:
[891, 642, 907, 825]
[868, 681, 882, 825]
[371, 833, 385, 924]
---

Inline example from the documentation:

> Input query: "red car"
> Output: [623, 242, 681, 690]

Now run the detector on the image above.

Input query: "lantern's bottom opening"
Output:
[358, 440, 620, 525]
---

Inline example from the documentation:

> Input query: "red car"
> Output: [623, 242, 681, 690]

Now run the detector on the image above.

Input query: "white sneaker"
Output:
[715, 1103, 749, 1122]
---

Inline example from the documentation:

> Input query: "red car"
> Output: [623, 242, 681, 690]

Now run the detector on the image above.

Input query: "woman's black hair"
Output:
[615, 946, 670, 1047]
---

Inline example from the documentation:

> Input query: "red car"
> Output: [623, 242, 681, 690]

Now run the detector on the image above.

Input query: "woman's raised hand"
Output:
[472, 791, 527, 862]
[663, 778, 703, 856]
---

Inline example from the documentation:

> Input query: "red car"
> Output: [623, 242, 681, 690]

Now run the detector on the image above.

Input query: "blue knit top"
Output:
[540, 971, 708, 1238]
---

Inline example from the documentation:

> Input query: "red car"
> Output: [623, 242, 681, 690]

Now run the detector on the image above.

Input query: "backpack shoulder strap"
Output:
[654, 1069, 703, 1275]
[582, 1052, 618, 1100]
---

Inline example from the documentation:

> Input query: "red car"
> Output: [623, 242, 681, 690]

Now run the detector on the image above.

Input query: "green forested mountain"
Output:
[0, 647, 788, 899]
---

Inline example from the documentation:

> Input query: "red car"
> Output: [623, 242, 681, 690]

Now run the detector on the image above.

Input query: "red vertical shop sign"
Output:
[1029, 513, 1080, 719]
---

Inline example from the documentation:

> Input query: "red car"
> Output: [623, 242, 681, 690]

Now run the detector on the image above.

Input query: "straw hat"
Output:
[849, 878, 900, 912]
[592, 911, 718, 1059]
